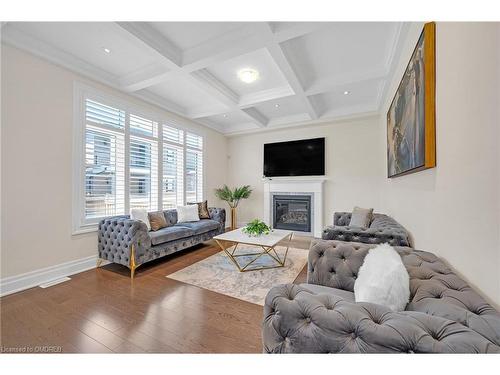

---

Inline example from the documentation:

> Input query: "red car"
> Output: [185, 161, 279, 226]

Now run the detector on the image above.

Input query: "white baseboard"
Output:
[0, 255, 99, 297]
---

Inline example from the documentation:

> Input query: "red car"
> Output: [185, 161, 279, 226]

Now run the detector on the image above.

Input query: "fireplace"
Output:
[272, 195, 312, 232]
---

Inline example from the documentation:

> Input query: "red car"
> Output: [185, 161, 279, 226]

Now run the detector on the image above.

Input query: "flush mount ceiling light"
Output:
[223, 114, 228, 118]
[238, 68, 259, 84]
[275, 104, 280, 108]
[343, 90, 350, 95]
[103, 47, 111, 54]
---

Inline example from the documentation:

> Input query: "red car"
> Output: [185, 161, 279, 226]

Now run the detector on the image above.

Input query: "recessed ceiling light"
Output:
[275, 104, 280, 108]
[223, 114, 227, 118]
[343, 90, 350, 95]
[103, 48, 111, 54]
[238, 68, 259, 84]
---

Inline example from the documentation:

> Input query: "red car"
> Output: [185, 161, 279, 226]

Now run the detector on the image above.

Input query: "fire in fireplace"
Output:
[272, 194, 312, 232]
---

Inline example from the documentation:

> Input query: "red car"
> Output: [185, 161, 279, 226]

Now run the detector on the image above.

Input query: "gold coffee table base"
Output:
[214, 232, 294, 272]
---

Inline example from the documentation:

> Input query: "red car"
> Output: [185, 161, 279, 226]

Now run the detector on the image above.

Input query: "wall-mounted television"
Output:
[263, 137, 325, 177]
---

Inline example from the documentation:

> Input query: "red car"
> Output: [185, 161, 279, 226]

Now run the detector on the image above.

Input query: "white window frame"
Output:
[72, 82, 205, 234]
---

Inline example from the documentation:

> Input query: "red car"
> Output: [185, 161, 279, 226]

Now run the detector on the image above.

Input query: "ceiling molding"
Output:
[238, 85, 295, 108]
[242, 107, 268, 127]
[272, 22, 326, 43]
[116, 22, 182, 68]
[258, 23, 319, 120]
[131, 89, 188, 118]
[191, 69, 239, 104]
[1, 25, 120, 88]
[305, 69, 388, 96]
[267, 113, 311, 127]
[119, 64, 171, 92]
[225, 111, 381, 137]
[265, 42, 318, 120]
[377, 22, 414, 111]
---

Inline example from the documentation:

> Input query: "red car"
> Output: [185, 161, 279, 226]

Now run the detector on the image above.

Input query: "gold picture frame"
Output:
[387, 22, 436, 178]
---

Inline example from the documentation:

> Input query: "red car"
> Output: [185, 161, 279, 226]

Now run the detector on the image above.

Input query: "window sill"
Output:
[72, 226, 98, 236]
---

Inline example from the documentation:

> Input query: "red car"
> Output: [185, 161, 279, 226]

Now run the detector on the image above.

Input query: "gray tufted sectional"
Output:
[98, 207, 225, 276]
[322, 212, 411, 247]
[262, 239, 500, 353]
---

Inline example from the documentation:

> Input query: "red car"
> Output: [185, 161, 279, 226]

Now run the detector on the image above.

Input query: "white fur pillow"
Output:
[177, 204, 200, 223]
[130, 208, 151, 231]
[354, 243, 410, 311]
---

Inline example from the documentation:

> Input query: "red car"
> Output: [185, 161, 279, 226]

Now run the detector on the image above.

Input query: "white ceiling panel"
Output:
[147, 75, 229, 115]
[309, 79, 384, 117]
[199, 110, 258, 131]
[206, 48, 292, 97]
[9, 22, 162, 77]
[253, 95, 309, 120]
[280, 22, 400, 89]
[150, 22, 244, 50]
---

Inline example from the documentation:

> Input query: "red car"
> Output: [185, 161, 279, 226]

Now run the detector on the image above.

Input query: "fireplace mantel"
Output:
[263, 177, 326, 237]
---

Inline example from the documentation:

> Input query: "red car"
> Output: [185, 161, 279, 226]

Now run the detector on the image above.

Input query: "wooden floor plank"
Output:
[0, 237, 311, 353]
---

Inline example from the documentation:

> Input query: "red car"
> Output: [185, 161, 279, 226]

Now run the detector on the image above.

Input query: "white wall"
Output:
[227, 117, 384, 227]
[1, 44, 228, 279]
[378, 23, 500, 307]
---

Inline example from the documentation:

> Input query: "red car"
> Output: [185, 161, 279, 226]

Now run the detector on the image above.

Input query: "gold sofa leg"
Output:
[129, 245, 137, 279]
[96, 258, 103, 268]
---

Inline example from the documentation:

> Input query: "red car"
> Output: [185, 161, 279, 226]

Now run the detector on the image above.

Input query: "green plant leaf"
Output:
[242, 219, 271, 237]
[214, 185, 252, 208]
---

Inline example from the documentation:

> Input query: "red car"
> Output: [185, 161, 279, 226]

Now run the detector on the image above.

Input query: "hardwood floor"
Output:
[0, 237, 311, 353]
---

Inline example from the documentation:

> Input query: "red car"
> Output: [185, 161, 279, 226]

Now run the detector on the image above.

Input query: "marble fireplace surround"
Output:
[263, 177, 326, 237]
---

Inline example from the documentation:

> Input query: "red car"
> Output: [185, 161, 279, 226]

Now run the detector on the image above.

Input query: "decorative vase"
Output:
[231, 207, 237, 230]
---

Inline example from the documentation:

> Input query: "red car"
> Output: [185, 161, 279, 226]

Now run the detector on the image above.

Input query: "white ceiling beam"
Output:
[242, 108, 268, 127]
[188, 70, 267, 127]
[238, 86, 295, 108]
[116, 22, 323, 94]
[258, 23, 318, 120]
[119, 64, 171, 92]
[116, 22, 267, 128]
[116, 22, 182, 69]
[272, 22, 326, 43]
[1, 25, 120, 88]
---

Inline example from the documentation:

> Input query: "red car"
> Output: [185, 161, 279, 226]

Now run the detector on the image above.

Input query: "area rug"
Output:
[166, 244, 308, 305]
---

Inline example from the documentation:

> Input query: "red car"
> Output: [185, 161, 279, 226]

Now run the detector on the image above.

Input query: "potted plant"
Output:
[242, 219, 272, 237]
[214, 185, 252, 230]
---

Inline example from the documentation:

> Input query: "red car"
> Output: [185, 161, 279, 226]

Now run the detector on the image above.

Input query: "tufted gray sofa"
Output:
[322, 212, 411, 247]
[98, 207, 225, 276]
[262, 239, 500, 353]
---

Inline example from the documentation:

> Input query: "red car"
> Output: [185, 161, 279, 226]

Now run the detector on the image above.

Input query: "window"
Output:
[162, 125, 184, 209]
[74, 86, 204, 232]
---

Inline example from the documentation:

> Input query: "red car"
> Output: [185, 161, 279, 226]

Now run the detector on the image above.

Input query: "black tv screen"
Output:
[263, 138, 325, 177]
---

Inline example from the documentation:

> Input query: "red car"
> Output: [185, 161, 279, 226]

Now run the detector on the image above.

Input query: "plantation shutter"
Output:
[76, 92, 205, 230]
[129, 114, 159, 211]
[185, 132, 203, 203]
[162, 125, 184, 208]
[84, 99, 125, 221]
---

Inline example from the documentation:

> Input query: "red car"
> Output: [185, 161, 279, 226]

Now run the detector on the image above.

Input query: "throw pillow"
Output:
[188, 200, 210, 219]
[148, 211, 168, 231]
[177, 204, 200, 223]
[130, 208, 151, 231]
[354, 243, 410, 311]
[349, 206, 373, 228]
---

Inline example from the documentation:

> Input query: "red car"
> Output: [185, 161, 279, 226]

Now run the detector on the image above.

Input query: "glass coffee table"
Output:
[213, 228, 294, 272]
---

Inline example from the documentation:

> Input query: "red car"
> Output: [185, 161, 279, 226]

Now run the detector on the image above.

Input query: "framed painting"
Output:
[387, 22, 436, 178]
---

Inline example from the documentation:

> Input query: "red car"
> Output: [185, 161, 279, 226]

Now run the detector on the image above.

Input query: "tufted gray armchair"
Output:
[262, 240, 500, 353]
[322, 212, 411, 247]
[98, 207, 225, 277]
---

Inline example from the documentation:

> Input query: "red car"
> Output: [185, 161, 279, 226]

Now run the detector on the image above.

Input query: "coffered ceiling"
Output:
[1, 22, 410, 135]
